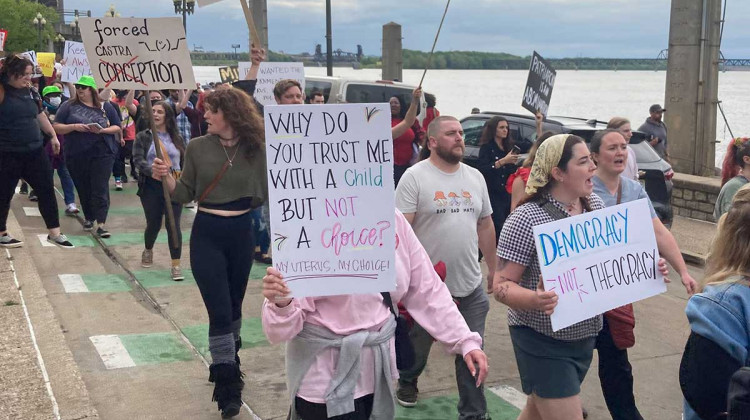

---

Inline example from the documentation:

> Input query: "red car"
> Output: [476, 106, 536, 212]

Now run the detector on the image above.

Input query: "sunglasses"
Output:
[74, 85, 89, 90]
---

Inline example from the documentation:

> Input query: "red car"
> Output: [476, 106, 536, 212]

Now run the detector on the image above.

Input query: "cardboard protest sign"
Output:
[78, 17, 195, 89]
[218, 65, 239, 84]
[0, 29, 7, 52]
[37, 52, 56, 77]
[61, 41, 92, 83]
[21, 51, 37, 66]
[533, 199, 665, 331]
[264, 103, 396, 298]
[522, 51, 556, 117]
[254, 62, 305, 106]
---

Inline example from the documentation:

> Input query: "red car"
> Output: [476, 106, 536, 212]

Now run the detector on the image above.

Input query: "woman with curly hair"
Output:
[152, 87, 267, 418]
[714, 137, 750, 219]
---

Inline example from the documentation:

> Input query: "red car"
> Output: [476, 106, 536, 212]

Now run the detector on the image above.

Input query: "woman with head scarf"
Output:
[493, 134, 670, 420]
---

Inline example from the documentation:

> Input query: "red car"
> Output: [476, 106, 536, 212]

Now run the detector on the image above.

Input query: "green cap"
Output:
[75, 75, 98, 89]
[42, 86, 62, 97]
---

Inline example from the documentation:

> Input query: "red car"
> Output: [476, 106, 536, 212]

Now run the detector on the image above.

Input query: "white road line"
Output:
[57, 274, 89, 293]
[488, 384, 527, 411]
[5, 249, 62, 420]
[23, 207, 42, 217]
[37, 234, 55, 247]
[89, 335, 136, 370]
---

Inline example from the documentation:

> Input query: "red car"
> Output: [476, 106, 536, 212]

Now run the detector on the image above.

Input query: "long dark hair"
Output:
[479, 116, 514, 152]
[152, 101, 185, 155]
[203, 88, 264, 161]
[70, 85, 101, 109]
[520, 135, 592, 212]
[390, 95, 407, 119]
[0, 55, 33, 85]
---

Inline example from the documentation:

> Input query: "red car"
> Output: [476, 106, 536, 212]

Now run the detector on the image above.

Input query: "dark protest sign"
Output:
[219, 65, 239, 83]
[522, 51, 556, 116]
[79, 17, 196, 89]
[264, 103, 396, 298]
[533, 199, 665, 331]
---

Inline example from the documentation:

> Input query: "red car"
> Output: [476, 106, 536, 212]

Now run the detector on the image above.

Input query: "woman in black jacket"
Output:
[477, 116, 521, 245]
[133, 101, 185, 281]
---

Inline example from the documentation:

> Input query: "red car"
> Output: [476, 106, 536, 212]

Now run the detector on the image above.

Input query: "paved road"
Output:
[4, 176, 703, 420]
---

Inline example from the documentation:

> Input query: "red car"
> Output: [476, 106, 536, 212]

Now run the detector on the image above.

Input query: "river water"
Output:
[194, 66, 749, 168]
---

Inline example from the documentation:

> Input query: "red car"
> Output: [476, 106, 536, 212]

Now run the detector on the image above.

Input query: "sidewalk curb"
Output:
[681, 251, 706, 267]
[3, 211, 99, 419]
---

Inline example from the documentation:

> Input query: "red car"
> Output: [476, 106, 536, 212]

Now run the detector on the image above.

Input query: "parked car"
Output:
[460, 112, 675, 227]
[305, 76, 427, 124]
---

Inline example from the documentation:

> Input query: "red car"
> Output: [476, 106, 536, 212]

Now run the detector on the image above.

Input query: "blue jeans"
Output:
[250, 207, 269, 254]
[398, 285, 489, 420]
[57, 160, 76, 206]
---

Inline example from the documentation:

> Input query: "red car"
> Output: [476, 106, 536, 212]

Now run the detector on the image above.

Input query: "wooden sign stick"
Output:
[142, 97, 179, 250]
[239, 0, 262, 48]
[419, 0, 451, 88]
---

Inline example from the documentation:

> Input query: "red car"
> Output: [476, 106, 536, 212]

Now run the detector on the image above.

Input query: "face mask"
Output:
[48, 97, 62, 107]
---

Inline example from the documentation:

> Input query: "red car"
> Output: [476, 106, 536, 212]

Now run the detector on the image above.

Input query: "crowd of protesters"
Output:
[3, 48, 749, 420]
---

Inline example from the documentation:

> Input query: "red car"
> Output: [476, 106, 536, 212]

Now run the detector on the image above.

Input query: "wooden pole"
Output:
[142, 97, 179, 250]
[419, 0, 451, 88]
[240, 0, 262, 48]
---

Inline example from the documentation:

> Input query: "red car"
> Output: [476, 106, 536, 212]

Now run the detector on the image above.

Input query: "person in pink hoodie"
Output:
[262, 209, 488, 420]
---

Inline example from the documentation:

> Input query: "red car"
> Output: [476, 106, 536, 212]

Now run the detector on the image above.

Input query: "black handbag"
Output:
[381, 292, 415, 370]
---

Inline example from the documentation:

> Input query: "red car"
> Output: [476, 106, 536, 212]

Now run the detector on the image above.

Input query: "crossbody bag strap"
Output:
[380, 292, 398, 317]
[197, 160, 231, 203]
[616, 181, 623, 205]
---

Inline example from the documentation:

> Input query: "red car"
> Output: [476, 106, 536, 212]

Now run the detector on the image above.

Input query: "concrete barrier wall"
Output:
[671, 173, 722, 221]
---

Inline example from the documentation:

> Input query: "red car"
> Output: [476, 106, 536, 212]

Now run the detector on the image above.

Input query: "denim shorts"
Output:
[510, 326, 596, 399]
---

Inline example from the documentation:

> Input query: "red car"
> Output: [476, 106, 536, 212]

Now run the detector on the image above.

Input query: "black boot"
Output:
[234, 337, 242, 365]
[209, 363, 244, 419]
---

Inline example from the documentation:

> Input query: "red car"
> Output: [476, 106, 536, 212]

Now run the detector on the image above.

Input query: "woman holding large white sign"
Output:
[589, 129, 697, 420]
[151, 87, 267, 418]
[493, 134, 670, 420]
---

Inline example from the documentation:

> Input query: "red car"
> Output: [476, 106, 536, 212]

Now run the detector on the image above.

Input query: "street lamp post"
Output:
[54, 34, 65, 56]
[104, 4, 120, 18]
[70, 16, 79, 40]
[173, 0, 196, 33]
[32, 12, 47, 51]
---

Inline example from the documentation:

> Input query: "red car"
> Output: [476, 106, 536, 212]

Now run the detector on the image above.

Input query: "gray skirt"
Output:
[510, 326, 596, 399]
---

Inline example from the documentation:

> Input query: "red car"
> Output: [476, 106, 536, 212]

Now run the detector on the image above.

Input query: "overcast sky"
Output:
[64, 0, 750, 58]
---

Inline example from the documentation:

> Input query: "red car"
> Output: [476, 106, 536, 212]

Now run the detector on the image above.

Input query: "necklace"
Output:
[219, 139, 240, 167]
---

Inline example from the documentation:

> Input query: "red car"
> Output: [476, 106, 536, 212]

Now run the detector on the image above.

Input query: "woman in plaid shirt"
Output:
[492, 134, 670, 420]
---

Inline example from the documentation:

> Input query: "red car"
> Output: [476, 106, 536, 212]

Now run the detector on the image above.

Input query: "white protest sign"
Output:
[265, 103, 396, 298]
[238, 61, 252, 79]
[61, 41, 93, 83]
[0, 30, 7, 52]
[21, 50, 37, 66]
[533, 199, 665, 331]
[78, 17, 195, 89]
[254, 62, 305, 106]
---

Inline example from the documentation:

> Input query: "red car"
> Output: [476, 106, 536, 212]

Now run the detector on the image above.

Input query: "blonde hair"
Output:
[607, 117, 630, 130]
[702, 186, 750, 290]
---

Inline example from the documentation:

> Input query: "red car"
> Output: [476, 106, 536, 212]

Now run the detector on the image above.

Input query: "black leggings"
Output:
[0, 148, 59, 231]
[138, 177, 182, 259]
[66, 146, 115, 224]
[190, 211, 255, 337]
[295, 394, 374, 420]
[113, 140, 134, 179]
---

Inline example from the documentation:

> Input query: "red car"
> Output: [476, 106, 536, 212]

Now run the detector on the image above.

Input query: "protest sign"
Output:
[521, 51, 556, 117]
[37, 52, 56, 77]
[62, 41, 92, 83]
[0, 29, 7, 52]
[78, 17, 195, 89]
[21, 51, 37, 66]
[254, 62, 305, 106]
[532, 199, 665, 331]
[218, 65, 239, 84]
[264, 103, 396, 298]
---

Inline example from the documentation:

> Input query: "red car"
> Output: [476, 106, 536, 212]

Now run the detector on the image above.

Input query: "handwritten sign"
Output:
[37, 52, 56, 77]
[61, 41, 92, 83]
[533, 199, 665, 331]
[521, 51, 556, 116]
[0, 29, 7, 52]
[78, 17, 195, 89]
[254, 62, 305, 106]
[264, 103, 396, 298]
[218, 65, 239, 84]
[21, 51, 37, 66]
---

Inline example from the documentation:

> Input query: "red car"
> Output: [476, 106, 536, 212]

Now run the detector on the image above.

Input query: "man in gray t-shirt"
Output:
[394, 116, 496, 418]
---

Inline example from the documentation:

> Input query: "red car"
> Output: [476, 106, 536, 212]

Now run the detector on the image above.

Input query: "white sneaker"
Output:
[65, 204, 79, 216]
